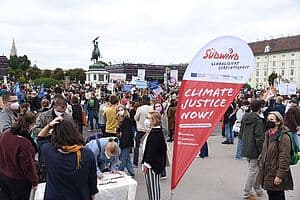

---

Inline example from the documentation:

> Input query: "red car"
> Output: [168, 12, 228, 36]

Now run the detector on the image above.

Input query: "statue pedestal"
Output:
[85, 62, 109, 85]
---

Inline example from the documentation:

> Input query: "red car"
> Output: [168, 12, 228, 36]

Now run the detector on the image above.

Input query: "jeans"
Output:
[133, 131, 145, 166]
[119, 148, 134, 176]
[88, 110, 100, 130]
[243, 159, 263, 198]
[225, 123, 234, 143]
[236, 138, 243, 159]
[199, 142, 208, 158]
[267, 190, 285, 200]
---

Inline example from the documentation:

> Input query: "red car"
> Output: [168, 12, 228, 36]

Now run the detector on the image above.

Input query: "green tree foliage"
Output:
[8, 55, 31, 81]
[65, 68, 86, 83]
[51, 68, 65, 80]
[268, 72, 278, 86]
[244, 83, 251, 90]
[42, 69, 52, 78]
[34, 77, 60, 88]
[27, 66, 42, 80]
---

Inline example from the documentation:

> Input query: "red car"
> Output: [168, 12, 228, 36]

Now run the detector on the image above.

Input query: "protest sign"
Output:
[149, 80, 159, 90]
[135, 80, 147, 89]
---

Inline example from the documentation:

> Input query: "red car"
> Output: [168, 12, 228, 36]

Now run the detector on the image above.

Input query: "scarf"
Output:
[62, 145, 84, 169]
[268, 129, 277, 137]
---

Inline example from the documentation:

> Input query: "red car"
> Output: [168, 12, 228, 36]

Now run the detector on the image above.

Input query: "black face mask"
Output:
[266, 121, 276, 129]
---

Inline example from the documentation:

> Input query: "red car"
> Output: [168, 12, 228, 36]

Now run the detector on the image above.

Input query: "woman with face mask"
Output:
[256, 111, 294, 200]
[116, 105, 135, 177]
[142, 111, 167, 200]
[0, 109, 38, 200]
[153, 101, 168, 179]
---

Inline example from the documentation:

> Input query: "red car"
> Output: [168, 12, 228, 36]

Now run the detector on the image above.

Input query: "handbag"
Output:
[82, 110, 88, 127]
[232, 121, 241, 133]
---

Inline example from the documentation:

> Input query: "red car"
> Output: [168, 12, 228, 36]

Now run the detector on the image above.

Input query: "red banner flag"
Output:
[171, 36, 255, 190]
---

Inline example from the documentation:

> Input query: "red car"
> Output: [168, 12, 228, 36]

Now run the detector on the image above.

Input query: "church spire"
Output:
[10, 39, 17, 57]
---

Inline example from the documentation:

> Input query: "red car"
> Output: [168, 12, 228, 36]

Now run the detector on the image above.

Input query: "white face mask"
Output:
[10, 102, 20, 110]
[54, 110, 64, 116]
[118, 110, 125, 116]
[144, 119, 151, 128]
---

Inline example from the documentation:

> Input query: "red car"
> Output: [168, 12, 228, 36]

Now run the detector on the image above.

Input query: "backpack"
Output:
[277, 132, 300, 165]
[88, 98, 95, 108]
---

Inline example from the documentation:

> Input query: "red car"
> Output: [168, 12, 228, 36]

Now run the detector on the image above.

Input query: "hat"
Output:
[268, 111, 284, 124]
[290, 99, 298, 104]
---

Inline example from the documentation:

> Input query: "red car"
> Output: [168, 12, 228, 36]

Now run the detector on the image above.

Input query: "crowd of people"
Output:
[0, 82, 299, 200]
[0, 83, 176, 200]
[221, 91, 300, 200]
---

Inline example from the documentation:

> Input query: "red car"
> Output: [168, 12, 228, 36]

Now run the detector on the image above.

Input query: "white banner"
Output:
[137, 69, 145, 81]
[109, 73, 126, 82]
[278, 83, 297, 95]
[169, 70, 178, 87]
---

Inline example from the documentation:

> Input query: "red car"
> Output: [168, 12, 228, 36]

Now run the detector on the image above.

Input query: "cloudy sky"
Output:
[0, 0, 299, 70]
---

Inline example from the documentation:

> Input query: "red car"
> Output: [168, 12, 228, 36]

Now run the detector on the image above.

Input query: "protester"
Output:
[0, 92, 20, 134]
[235, 100, 250, 160]
[37, 116, 98, 200]
[133, 95, 152, 167]
[38, 98, 50, 113]
[116, 105, 135, 177]
[98, 96, 109, 134]
[71, 96, 84, 134]
[103, 95, 119, 137]
[167, 99, 177, 142]
[0, 110, 38, 200]
[256, 111, 294, 200]
[239, 100, 265, 200]
[85, 137, 120, 178]
[284, 99, 300, 147]
[142, 111, 167, 200]
[221, 102, 237, 144]
[87, 92, 100, 132]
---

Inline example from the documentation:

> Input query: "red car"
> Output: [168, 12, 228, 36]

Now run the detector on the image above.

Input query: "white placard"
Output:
[137, 69, 145, 81]
[278, 83, 297, 95]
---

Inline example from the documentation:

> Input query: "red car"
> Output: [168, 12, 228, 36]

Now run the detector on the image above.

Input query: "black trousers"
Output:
[267, 190, 285, 200]
[0, 174, 31, 200]
[133, 131, 145, 166]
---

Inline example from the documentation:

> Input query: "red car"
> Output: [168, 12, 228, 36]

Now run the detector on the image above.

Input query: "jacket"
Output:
[167, 106, 176, 130]
[142, 127, 167, 174]
[239, 112, 265, 159]
[0, 108, 18, 134]
[256, 130, 294, 191]
[134, 105, 152, 132]
[119, 117, 134, 149]
[0, 131, 38, 186]
[32, 108, 73, 136]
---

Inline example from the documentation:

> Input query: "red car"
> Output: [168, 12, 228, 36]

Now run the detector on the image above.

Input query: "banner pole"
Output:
[170, 190, 175, 200]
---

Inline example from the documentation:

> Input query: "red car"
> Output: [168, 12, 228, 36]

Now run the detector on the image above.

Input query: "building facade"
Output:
[248, 35, 300, 88]
[0, 56, 8, 80]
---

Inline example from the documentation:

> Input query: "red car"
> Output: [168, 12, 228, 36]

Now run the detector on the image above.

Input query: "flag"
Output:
[38, 84, 45, 98]
[171, 36, 255, 191]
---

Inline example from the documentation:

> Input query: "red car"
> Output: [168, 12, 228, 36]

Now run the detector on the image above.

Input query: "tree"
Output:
[268, 72, 277, 86]
[42, 69, 52, 78]
[18, 55, 31, 71]
[27, 66, 42, 80]
[34, 77, 60, 88]
[51, 68, 65, 80]
[65, 68, 86, 83]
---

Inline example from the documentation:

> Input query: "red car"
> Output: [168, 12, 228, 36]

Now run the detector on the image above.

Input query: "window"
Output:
[290, 69, 294, 76]
[99, 75, 104, 81]
[272, 61, 276, 67]
[291, 60, 294, 65]
[281, 70, 284, 76]
[291, 53, 295, 56]
[273, 55, 276, 58]
[264, 71, 267, 76]
[256, 70, 259, 77]
[282, 54, 285, 57]
[256, 78, 259, 83]
[290, 78, 294, 82]
[282, 62, 285, 66]
[94, 74, 97, 80]
[263, 78, 267, 82]
[257, 63, 259, 68]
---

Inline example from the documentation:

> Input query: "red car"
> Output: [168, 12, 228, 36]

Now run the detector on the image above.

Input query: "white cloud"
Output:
[0, 0, 299, 69]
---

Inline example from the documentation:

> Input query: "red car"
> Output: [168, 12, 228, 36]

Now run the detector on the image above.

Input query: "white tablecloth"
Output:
[32, 171, 137, 200]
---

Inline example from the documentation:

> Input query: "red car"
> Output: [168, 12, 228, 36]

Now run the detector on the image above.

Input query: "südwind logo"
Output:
[203, 48, 239, 60]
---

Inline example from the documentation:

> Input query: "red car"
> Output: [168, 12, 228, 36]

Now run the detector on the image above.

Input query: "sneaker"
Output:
[221, 140, 231, 144]
[244, 194, 257, 200]
[160, 175, 167, 180]
[88, 129, 93, 132]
